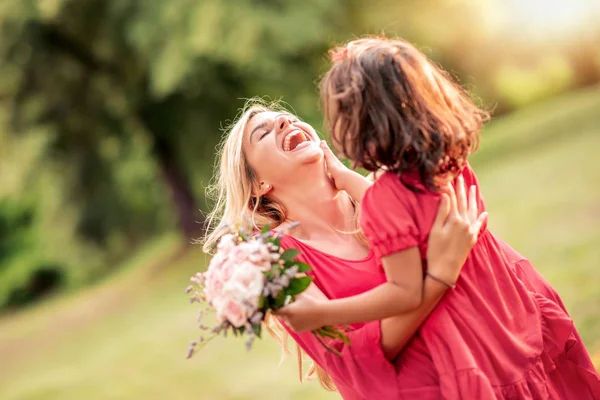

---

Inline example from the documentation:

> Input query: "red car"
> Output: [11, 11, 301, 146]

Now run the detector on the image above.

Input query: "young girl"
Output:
[278, 37, 600, 398]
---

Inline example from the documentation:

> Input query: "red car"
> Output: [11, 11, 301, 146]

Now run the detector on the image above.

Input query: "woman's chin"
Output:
[295, 143, 324, 165]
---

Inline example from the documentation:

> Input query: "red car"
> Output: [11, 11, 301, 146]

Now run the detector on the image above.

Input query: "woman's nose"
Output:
[275, 115, 293, 132]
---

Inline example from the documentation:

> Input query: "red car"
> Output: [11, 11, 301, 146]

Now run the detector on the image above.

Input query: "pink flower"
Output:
[203, 238, 271, 326]
[203, 268, 224, 303]
[221, 298, 248, 328]
[229, 245, 250, 264]
[231, 262, 264, 304]
[255, 260, 272, 272]
[229, 241, 270, 265]
[220, 260, 235, 281]
[212, 297, 226, 323]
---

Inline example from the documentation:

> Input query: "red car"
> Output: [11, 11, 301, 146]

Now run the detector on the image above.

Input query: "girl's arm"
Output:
[317, 140, 425, 322]
[278, 181, 486, 337]
[316, 247, 424, 326]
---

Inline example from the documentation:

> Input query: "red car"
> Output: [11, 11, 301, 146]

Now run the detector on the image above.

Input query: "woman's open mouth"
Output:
[283, 130, 310, 152]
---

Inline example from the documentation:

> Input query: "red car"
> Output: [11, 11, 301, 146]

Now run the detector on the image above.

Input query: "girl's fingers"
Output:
[456, 175, 467, 217]
[468, 185, 478, 222]
[320, 140, 337, 163]
[445, 183, 459, 218]
[433, 194, 450, 228]
[472, 212, 488, 235]
[320, 140, 343, 175]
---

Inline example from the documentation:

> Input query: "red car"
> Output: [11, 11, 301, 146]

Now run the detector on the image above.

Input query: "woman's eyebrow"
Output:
[249, 113, 290, 142]
[250, 122, 268, 142]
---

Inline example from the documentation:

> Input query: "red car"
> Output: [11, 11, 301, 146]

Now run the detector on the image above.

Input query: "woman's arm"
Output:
[279, 317, 399, 398]
[379, 276, 447, 360]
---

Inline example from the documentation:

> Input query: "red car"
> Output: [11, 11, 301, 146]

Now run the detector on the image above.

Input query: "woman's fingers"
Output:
[273, 308, 286, 317]
[432, 194, 451, 228]
[302, 282, 328, 301]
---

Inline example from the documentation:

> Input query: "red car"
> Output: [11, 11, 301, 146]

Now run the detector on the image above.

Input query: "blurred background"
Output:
[0, 0, 599, 399]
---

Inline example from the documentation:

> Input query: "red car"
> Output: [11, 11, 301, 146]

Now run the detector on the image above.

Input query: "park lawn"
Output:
[0, 86, 599, 400]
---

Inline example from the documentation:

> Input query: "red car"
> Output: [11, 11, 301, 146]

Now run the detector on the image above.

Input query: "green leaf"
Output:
[272, 291, 288, 309]
[261, 296, 271, 310]
[293, 261, 311, 273]
[286, 276, 313, 296]
[280, 249, 300, 262]
[261, 224, 271, 235]
[316, 328, 336, 339]
[252, 323, 262, 338]
[271, 237, 281, 248]
[258, 295, 265, 309]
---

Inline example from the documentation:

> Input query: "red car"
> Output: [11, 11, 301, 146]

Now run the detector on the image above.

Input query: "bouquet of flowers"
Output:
[186, 224, 349, 358]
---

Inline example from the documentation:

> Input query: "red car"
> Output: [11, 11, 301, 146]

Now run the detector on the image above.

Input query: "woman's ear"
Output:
[255, 182, 273, 197]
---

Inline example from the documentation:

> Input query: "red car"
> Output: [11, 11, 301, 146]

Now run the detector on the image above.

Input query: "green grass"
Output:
[1, 86, 599, 400]
[0, 232, 337, 400]
[472, 84, 600, 350]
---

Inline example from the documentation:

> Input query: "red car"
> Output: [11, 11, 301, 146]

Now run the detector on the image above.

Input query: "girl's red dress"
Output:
[280, 164, 600, 399]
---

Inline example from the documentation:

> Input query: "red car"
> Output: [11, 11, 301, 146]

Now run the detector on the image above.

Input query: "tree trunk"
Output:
[567, 42, 600, 89]
[138, 103, 204, 241]
[155, 144, 203, 241]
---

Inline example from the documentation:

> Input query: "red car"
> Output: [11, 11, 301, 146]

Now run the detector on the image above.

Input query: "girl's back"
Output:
[361, 164, 576, 397]
[321, 36, 600, 398]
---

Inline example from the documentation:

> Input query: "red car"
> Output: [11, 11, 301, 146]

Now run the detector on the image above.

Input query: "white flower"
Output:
[217, 234, 236, 253]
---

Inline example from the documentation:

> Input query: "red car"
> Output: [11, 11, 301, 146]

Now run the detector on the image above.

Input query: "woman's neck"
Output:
[275, 167, 355, 241]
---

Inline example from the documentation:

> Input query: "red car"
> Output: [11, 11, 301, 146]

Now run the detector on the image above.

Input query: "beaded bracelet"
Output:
[426, 271, 456, 289]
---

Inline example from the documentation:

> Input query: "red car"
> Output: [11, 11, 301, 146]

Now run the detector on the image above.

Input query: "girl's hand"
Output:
[426, 175, 488, 286]
[321, 140, 373, 201]
[275, 283, 328, 332]
[320, 140, 352, 191]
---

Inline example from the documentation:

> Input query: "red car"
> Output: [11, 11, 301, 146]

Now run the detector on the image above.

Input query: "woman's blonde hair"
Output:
[202, 98, 337, 391]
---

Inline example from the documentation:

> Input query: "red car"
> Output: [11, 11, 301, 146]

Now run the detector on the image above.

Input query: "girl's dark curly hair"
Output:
[320, 36, 490, 190]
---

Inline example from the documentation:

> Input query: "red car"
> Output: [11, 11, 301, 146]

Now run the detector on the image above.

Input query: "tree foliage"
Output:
[0, 0, 598, 307]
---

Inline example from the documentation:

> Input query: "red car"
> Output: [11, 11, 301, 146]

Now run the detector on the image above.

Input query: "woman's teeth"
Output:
[283, 131, 308, 152]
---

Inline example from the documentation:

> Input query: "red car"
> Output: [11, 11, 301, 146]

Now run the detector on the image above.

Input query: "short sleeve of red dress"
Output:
[360, 172, 423, 260]
[360, 164, 487, 262]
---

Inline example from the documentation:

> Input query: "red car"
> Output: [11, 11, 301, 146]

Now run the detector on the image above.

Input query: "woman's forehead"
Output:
[248, 111, 279, 127]
[250, 111, 293, 125]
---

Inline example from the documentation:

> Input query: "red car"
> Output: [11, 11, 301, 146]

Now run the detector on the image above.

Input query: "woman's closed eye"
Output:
[259, 130, 270, 141]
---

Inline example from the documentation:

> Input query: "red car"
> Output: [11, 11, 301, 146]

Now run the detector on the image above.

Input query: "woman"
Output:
[203, 101, 487, 399]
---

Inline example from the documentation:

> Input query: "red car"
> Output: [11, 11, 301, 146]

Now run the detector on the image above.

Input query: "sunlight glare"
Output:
[490, 0, 600, 39]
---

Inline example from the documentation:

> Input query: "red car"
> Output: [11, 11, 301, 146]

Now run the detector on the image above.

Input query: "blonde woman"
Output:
[203, 101, 486, 399]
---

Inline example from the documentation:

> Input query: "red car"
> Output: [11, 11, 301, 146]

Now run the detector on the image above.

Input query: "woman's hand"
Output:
[275, 283, 328, 332]
[426, 175, 488, 286]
